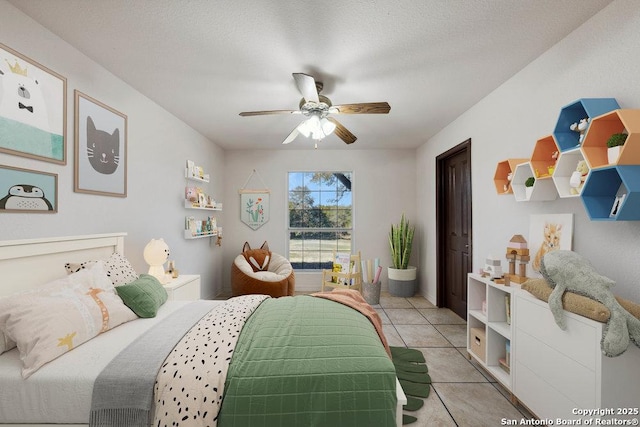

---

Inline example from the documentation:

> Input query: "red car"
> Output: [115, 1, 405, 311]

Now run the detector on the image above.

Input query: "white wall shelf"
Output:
[183, 160, 221, 239]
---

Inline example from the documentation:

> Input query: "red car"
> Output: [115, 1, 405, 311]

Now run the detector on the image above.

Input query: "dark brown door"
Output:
[436, 139, 472, 319]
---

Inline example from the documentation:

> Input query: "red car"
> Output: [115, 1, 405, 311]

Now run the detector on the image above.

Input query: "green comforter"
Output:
[218, 295, 397, 426]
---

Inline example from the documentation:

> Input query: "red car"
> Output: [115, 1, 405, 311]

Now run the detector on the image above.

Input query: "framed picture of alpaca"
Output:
[528, 213, 574, 276]
[74, 90, 127, 197]
[0, 43, 67, 164]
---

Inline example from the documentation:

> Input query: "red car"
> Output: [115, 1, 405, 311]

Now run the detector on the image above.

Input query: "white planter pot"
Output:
[608, 146, 622, 164]
[525, 186, 534, 200]
[388, 266, 417, 297]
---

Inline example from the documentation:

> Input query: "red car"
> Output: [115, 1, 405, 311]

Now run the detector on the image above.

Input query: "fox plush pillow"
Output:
[242, 241, 272, 272]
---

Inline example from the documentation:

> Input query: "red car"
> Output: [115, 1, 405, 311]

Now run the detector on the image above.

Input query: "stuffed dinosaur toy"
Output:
[540, 250, 640, 357]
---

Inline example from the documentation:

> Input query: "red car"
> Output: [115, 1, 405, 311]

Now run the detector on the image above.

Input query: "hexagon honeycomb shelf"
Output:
[512, 162, 557, 202]
[581, 165, 640, 221]
[553, 98, 620, 152]
[530, 135, 559, 179]
[581, 109, 640, 169]
[494, 158, 528, 195]
[552, 148, 588, 198]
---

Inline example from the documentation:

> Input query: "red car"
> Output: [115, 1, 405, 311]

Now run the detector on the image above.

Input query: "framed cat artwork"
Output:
[0, 43, 67, 164]
[74, 90, 127, 197]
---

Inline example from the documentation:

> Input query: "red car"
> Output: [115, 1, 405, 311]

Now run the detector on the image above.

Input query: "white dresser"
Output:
[163, 274, 201, 301]
[513, 290, 640, 420]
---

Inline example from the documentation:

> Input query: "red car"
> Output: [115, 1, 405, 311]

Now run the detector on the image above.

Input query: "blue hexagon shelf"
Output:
[553, 98, 620, 152]
[581, 165, 640, 221]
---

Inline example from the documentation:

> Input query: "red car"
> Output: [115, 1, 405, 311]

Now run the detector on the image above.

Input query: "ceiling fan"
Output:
[239, 73, 390, 146]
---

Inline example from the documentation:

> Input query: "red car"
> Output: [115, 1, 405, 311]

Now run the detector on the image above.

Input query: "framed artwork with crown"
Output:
[0, 43, 67, 164]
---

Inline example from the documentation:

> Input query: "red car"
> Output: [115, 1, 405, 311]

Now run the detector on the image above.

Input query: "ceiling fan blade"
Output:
[239, 110, 301, 117]
[331, 102, 391, 114]
[282, 126, 300, 144]
[326, 117, 357, 144]
[292, 73, 319, 103]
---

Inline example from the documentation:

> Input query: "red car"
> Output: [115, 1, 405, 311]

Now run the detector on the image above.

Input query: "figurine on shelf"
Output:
[503, 172, 513, 193]
[569, 160, 589, 195]
[505, 235, 530, 285]
[482, 255, 503, 280]
[569, 117, 589, 144]
[551, 150, 559, 160]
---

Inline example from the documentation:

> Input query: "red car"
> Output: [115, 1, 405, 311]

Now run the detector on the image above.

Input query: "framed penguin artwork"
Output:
[0, 43, 67, 164]
[74, 90, 127, 197]
[0, 164, 57, 213]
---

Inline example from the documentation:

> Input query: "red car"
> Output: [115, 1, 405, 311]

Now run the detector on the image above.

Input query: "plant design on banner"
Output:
[245, 197, 264, 223]
[239, 169, 270, 230]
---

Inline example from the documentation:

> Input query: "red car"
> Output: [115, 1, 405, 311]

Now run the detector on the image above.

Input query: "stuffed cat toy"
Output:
[241, 241, 271, 272]
[540, 250, 640, 357]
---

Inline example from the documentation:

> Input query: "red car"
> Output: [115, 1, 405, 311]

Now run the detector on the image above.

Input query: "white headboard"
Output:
[0, 232, 126, 297]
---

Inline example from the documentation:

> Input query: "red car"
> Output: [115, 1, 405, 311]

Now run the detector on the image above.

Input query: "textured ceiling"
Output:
[9, 0, 614, 150]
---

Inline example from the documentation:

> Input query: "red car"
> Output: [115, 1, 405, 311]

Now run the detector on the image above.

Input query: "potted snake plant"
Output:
[388, 213, 417, 297]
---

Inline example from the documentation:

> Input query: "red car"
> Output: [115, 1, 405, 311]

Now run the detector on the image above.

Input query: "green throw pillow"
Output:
[116, 274, 168, 318]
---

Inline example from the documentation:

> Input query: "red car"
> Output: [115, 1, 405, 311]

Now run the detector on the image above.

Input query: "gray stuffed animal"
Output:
[540, 250, 640, 357]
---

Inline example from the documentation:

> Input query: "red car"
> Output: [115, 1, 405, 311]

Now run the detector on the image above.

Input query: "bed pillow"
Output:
[65, 252, 138, 286]
[0, 331, 16, 355]
[115, 274, 168, 318]
[0, 261, 137, 378]
[523, 278, 640, 323]
[522, 278, 610, 322]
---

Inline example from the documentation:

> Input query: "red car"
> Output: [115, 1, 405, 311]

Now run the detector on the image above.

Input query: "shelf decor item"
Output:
[607, 133, 627, 164]
[143, 238, 170, 284]
[505, 235, 530, 285]
[0, 164, 57, 213]
[524, 177, 535, 199]
[388, 213, 417, 297]
[0, 43, 67, 164]
[74, 90, 127, 197]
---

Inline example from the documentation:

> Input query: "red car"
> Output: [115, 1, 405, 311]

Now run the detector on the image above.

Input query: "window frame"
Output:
[286, 170, 354, 272]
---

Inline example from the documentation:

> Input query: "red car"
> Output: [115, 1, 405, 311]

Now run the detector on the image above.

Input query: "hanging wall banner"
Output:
[239, 169, 270, 230]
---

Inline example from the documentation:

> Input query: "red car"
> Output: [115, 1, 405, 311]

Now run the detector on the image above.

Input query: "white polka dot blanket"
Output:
[153, 294, 269, 427]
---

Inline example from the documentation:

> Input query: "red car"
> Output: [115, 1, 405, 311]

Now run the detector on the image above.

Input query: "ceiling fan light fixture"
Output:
[320, 117, 336, 135]
[297, 114, 335, 141]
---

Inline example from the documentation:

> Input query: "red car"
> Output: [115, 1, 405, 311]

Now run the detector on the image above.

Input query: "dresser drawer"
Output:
[514, 361, 581, 420]
[515, 329, 596, 407]
[515, 293, 599, 369]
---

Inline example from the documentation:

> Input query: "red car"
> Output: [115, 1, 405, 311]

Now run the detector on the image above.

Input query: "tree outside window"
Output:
[288, 172, 352, 270]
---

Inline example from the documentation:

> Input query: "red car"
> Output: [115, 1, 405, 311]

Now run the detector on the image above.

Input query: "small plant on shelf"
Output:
[524, 177, 535, 200]
[607, 133, 627, 164]
[606, 133, 627, 148]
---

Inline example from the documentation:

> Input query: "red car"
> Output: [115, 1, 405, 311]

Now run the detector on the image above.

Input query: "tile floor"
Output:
[373, 291, 534, 427]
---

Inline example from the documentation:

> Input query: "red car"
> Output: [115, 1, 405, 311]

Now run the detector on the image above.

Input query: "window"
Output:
[288, 172, 352, 270]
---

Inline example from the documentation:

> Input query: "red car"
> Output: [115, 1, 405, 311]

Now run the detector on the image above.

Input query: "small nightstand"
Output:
[164, 274, 201, 300]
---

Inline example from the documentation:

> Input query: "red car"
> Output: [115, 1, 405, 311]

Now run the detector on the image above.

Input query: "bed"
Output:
[0, 233, 405, 427]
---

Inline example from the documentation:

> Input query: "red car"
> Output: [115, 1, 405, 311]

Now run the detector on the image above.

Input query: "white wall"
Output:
[0, 1, 226, 298]
[417, 0, 640, 304]
[222, 149, 417, 292]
